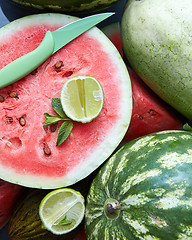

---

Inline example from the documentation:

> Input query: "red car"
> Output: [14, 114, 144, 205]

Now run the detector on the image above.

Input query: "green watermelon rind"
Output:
[0, 13, 132, 189]
[85, 130, 192, 239]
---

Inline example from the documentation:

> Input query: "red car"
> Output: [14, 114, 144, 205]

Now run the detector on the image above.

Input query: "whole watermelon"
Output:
[0, 0, 125, 22]
[85, 130, 192, 239]
[11, 0, 122, 12]
[121, 0, 192, 120]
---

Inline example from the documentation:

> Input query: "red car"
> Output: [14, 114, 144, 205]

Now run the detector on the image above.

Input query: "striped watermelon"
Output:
[7, 0, 122, 13]
[85, 130, 192, 239]
[0, 0, 123, 22]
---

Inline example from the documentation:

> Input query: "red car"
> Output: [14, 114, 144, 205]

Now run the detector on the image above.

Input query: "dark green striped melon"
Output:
[0, 0, 125, 22]
[9, 0, 122, 13]
[85, 130, 192, 239]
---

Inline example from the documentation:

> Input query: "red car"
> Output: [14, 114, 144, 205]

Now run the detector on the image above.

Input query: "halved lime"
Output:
[39, 188, 85, 235]
[60, 75, 104, 123]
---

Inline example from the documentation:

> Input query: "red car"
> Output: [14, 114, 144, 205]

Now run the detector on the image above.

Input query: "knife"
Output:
[0, 12, 114, 89]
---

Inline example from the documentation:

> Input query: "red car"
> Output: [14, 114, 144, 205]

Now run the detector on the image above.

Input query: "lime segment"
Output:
[60, 75, 104, 123]
[39, 188, 85, 235]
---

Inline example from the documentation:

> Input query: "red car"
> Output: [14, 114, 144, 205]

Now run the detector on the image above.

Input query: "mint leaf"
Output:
[56, 121, 73, 146]
[51, 98, 68, 119]
[43, 113, 63, 127]
[44, 113, 60, 119]
[55, 216, 72, 226]
[183, 123, 192, 131]
[43, 98, 73, 146]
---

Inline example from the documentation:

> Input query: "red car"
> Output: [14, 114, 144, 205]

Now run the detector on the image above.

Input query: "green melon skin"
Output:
[121, 0, 192, 120]
[85, 130, 192, 239]
[10, 0, 122, 13]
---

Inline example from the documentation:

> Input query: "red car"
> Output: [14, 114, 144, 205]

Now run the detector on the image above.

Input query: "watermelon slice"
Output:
[123, 68, 183, 142]
[0, 14, 132, 189]
[102, 22, 184, 143]
[0, 180, 24, 229]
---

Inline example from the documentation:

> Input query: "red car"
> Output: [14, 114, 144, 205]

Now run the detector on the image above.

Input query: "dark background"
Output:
[0, 7, 9, 27]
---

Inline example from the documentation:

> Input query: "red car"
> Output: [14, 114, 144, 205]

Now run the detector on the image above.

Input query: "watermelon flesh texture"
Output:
[123, 68, 183, 142]
[73, 229, 86, 240]
[0, 180, 24, 229]
[0, 14, 132, 189]
[102, 22, 183, 143]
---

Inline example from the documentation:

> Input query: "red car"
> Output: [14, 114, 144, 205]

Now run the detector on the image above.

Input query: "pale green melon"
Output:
[121, 0, 192, 120]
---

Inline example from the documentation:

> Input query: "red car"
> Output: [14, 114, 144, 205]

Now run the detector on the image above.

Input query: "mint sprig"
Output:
[54, 216, 72, 226]
[43, 98, 73, 146]
[183, 123, 192, 131]
[56, 121, 73, 146]
[51, 98, 68, 119]
[43, 113, 64, 127]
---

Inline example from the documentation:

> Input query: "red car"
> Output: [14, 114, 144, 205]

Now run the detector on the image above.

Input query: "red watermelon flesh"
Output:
[102, 22, 183, 143]
[73, 228, 86, 240]
[123, 68, 183, 143]
[0, 180, 24, 229]
[0, 14, 132, 189]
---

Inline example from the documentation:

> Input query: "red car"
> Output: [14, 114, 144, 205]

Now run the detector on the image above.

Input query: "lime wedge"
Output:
[39, 188, 85, 235]
[60, 75, 104, 123]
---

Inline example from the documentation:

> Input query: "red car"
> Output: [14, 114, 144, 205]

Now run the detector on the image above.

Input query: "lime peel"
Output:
[39, 188, 85, 235]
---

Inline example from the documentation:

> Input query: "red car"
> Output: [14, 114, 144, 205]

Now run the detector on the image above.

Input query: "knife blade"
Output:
[0, 12, 114, 88]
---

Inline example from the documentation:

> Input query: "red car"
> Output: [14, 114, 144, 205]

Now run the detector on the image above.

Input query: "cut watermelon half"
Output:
[0, 14, 132, 189]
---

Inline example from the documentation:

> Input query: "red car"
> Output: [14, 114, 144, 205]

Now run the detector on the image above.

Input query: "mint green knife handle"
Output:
[0, 31, 55, 88]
